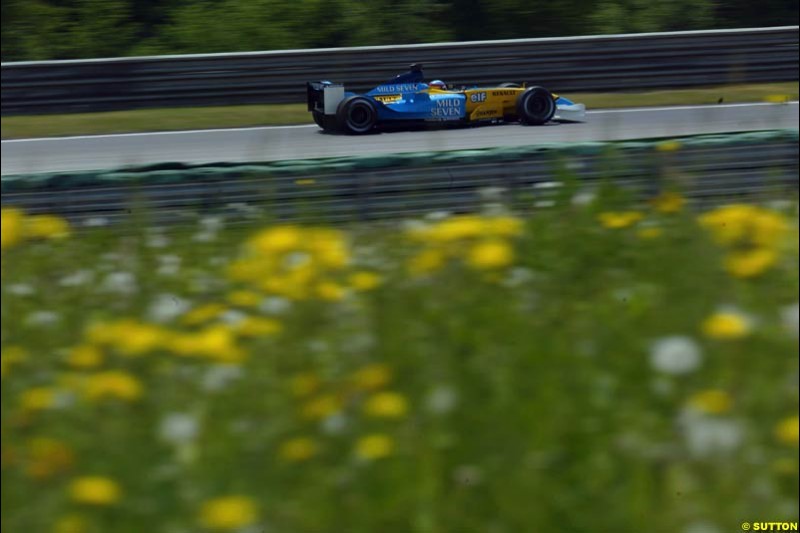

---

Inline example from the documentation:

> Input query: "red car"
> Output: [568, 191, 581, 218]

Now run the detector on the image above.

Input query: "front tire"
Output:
[336, 96, 378, 134]
[516, 86, 556, 125]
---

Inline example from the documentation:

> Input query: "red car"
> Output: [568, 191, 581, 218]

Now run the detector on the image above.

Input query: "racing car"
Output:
[307, 64, 585, 134]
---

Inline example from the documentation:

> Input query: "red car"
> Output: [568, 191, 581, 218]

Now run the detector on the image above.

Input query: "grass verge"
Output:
[2, 183, 798, 532]
[2, 82, 797, 139]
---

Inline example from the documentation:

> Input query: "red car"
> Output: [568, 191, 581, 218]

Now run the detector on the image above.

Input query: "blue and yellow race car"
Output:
[307, 64, 585, 134]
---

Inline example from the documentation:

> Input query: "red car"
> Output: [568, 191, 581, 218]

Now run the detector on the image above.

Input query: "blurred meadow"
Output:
[1, 183, 799, 532]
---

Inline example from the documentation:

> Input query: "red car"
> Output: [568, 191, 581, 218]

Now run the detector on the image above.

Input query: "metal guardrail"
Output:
[3, 138, 797, 227]
[2, 26, 798, 115]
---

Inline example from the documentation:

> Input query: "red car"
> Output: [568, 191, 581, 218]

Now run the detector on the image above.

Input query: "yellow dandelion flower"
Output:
[701, 311, 752, 340]
[351, 364, 392, 391]
[249, 226, 302, 254]
[20, 386, 58, 411]
[53, 514, 88, 533]
[289, 373, 320, 398]
[355, 434, 394, 460]
[232, 317, 282, 337]
[226, 290, 262, 307]
[2, 207, 25, 250]
[68, 476, 121, 506]
[723, 248, 778, 278]
[364, 392, 409, 418]
[775, 416, 799, 446]
[168, 325, 244, 364]
[25, 214, 71, 240]
[650, 192, 686, 213]
[85, 319, 166, 356]
[316, 281, 345, 301]
[637, 227, 662, 240]
[687, 389, 733, 415]
[301, 394, 342, 420]
[408, 248, 446, 275]
[698, 204, 789, 248]
[430, 216, 486, 242]
[483, 216, 524, 237]
[278, 437, 318, 462]
[597, 211, 644, 229]
[198, 495, 258, 530]
[182, 303, 227, 326]
[83, 371, 143, 402]
[467, 239, 514, 270]
[349, 271, 382, 291]
[1, 345, 28, 378]
[26, 437, 75, 479]
[310, 231, 350, 269]
[67, 345, 103, 369]
[656, 140, 681, 152]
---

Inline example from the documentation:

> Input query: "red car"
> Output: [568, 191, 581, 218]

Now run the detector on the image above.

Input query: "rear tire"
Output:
[516, 86, 556, 125]
[499, 82, 521, 88]
[312, 110, 337, 132]
[336, 96, 378, 134]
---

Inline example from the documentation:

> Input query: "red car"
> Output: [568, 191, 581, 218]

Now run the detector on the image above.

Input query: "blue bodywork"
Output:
[314, 66, 580, 124]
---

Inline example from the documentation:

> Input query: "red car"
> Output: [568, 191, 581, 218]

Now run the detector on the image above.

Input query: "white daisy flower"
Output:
[650, 336, 702, 375]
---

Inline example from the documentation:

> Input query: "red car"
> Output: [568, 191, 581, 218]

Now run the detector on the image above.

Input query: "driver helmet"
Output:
[429, 80, 447, 90]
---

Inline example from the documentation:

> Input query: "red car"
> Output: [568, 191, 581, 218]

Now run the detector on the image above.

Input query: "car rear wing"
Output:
[306, 82, 345, 116]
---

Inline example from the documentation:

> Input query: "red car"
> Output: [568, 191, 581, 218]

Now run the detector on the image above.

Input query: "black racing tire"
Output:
[516, 86, 556, 125]
[312, 110, 337, 132]
[312, 110, 324, 127]
[499, 82, 521, 88]
[336, 96, 378, 134]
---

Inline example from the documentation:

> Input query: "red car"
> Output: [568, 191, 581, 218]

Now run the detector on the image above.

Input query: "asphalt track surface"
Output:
[2, 102, 798, 176]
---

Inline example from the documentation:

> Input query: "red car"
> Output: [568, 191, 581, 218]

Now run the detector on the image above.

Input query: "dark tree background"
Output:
[2, 0, 797, 61]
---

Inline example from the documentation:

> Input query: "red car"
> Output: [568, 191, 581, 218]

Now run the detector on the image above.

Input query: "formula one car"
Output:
[307, 64, 585, 134]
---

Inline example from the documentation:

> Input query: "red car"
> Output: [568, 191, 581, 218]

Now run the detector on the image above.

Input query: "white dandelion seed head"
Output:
[101, 271, 137, 295]
[572, 189, 597, 206]
[320, 413, 348, 436]
[147, 294, 191, 323]
[59, 269, 94, 287]
[425, 385, 459, 415]
[83, 217, 109, 227]
[25, 310, 61, 327]
[424, 211, 452, 221]
[258, 297, 291, 315]
[780, 302, 799, 337]
[679, 410, 744, 458]
[6, 283, 35, 296]
[146, 234, 170, 249]
[502, 267, 536, 288]
[201, 364, 243, 392]
[158, 412, 199, 445]
[192, 231, 217, 243]
[199, 216, 224, 231]
[650, 336, 702, 375]
[219, 310, 248, 325]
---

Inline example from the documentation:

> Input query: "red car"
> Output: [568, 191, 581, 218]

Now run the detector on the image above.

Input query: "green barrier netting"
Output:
[3, 130, 797, 193]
